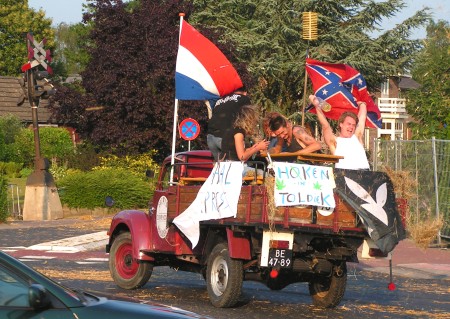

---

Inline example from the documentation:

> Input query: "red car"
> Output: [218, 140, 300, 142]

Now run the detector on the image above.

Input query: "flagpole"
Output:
[170, 98, 179, 184]
[301, 47, 309, 127]
[170, 13, 185, 184]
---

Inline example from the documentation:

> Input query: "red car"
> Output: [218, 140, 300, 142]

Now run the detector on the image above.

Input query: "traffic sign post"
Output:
[179, 118, 200, 151]
[21, 32, 63, 221]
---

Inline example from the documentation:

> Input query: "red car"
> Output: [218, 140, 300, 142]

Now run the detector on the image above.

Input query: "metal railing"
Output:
[7, 184, 22, 220]
[377, 97, 407, 114]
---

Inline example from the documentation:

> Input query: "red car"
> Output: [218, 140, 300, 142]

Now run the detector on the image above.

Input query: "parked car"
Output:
[0, 251, 212, 318]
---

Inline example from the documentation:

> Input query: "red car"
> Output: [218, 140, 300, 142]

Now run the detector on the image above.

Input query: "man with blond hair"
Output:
[309, 95, 369, 170]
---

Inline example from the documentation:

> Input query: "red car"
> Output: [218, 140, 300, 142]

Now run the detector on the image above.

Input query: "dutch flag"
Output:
[175, 19, 243, 101]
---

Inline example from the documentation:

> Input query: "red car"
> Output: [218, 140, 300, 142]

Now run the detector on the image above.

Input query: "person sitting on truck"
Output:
[268, 115, 321, 156]
[309, 94, 370, 170]
[220, 104, 270, 175]
[207, 87, 250, 161]
[262, 112, 288, 152]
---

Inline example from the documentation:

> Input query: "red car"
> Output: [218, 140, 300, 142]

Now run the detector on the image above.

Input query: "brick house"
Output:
[364, 75, 420, 152]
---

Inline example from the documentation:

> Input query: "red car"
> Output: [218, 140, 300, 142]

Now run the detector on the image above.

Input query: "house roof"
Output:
[0, 76, 53, 123]
[398, 77, 421, 90]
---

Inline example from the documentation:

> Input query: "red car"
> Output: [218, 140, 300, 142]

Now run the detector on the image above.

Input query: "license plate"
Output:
[268, 248, 292, 268]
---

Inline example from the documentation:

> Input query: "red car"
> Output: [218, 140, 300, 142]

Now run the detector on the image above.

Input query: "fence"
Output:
[372, 138, 450, 243]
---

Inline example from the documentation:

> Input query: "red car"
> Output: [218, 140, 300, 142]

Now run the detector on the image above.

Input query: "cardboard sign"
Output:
[273, 162, 336, 209]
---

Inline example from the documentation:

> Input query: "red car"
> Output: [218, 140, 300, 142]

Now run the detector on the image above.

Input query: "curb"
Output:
[355, 262, 450, 281]
[27, 231, 109, 252]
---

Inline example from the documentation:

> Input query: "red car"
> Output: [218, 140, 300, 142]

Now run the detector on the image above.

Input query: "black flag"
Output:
[334, 169, 406, 254]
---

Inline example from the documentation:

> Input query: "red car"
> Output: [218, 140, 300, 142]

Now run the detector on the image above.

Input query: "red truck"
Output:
[106, 150, 391, 308]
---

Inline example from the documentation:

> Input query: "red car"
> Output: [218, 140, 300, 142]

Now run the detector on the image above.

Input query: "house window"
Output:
[381, 79, 389, 97]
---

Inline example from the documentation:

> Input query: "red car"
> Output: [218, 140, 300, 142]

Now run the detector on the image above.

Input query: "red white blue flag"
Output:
[175, 20, 243, 100]
[305, 58, 382, 128]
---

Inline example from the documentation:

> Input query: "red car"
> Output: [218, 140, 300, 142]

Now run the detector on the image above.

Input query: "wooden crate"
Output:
[315, 197, 357, 227]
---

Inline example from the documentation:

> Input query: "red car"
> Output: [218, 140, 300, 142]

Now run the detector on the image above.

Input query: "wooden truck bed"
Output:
[166, 184, 361, 232]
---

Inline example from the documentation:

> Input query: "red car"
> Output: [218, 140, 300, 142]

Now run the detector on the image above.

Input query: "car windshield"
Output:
[0, 256, 84, 304]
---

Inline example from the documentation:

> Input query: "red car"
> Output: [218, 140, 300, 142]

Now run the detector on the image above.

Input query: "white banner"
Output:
[173, 161, 244, 248]
[273, 162, 336, 208]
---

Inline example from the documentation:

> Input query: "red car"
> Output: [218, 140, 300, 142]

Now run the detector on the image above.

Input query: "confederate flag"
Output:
[305, 58, 382, 129]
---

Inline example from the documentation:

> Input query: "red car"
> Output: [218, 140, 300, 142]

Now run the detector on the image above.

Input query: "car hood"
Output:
[71, 291, 213, 319]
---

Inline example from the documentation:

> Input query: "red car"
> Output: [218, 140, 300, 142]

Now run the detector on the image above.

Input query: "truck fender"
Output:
[226, 228, 251, 260]
[107, 210, 153, 261]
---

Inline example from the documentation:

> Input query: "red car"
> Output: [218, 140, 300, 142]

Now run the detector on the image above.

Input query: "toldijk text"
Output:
[273, 162, 336, 209]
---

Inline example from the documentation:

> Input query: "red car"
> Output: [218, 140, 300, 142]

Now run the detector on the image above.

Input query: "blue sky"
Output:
[29, 0, 449, 39]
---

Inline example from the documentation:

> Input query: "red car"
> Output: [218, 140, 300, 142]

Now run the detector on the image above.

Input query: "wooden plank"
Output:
[262, 152, 343, 163]
[316, 198, 357, 227]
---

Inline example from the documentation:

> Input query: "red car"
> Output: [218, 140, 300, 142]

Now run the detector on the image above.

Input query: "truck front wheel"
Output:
[308, 262, 347, 308]
[109, 232, 152, 289]
[206, 242, 243, 308]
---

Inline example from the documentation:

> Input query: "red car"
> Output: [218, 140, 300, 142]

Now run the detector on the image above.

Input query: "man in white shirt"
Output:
[309, 95, 370, 170]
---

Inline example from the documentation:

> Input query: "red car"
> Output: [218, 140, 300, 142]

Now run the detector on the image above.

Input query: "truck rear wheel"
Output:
[206, 242, 243, 308]
[109, 232, 152, 289]
[308, 262, 347, 308]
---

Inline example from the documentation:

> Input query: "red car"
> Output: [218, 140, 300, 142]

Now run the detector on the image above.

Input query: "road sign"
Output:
[21, 33, 53, 74]
[179, 118, 200, 141]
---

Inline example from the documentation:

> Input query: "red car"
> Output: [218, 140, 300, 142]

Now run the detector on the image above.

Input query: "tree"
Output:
[52, 22, 91, 79]
[49, 0, 431, 160]
[50, 0, 251, 161]
[406, 20, 450, 140]
[192, 0, 431, 115]
[0, 0, 54, 76]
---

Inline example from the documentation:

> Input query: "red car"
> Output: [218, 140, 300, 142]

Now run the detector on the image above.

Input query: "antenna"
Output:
[301, 12, 318, 126]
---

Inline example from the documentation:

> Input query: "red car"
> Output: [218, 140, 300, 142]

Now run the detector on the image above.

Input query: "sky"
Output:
[28, 0, 449, 39]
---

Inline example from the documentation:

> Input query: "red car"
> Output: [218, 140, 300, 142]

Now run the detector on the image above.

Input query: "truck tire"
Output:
[109, 232, 152, 290]
[206, 242, 243, 308]
[308, 262, 347, 308]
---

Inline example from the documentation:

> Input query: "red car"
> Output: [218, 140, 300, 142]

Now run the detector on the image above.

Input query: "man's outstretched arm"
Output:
[309, 95, 336, 153]
[355, 101, 367, 143]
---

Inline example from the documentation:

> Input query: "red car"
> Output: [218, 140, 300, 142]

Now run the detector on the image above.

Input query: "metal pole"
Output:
[431, 137, 441, 245]
[415, 141, 419, 222]
[301, 48, 309, 127]
[372, 137, 378, 170]
[25, 37, 42, 171]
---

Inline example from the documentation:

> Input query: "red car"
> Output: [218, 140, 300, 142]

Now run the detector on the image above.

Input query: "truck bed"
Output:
[166, 184, 364, 234]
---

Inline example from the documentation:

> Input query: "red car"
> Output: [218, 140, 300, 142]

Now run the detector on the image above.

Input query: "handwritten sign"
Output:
[173, 161, 244, 248]
[273, 162, 336, 209]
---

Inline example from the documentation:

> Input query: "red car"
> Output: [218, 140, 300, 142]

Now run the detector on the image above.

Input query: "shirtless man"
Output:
[309, 95, 370, 170]
[268, 115, 321, 155]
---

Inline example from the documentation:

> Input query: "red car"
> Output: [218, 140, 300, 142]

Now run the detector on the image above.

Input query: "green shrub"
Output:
[93, 151, 160, 179]
[66, 142, 102, 171]
[0, 162, 23, 178]
[12, 127, 75, 167]
[0, 114, 24, 162]
[19, 167, 33, 178]
[57, 168, 152, 209]
[0, 174, 8, 222]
